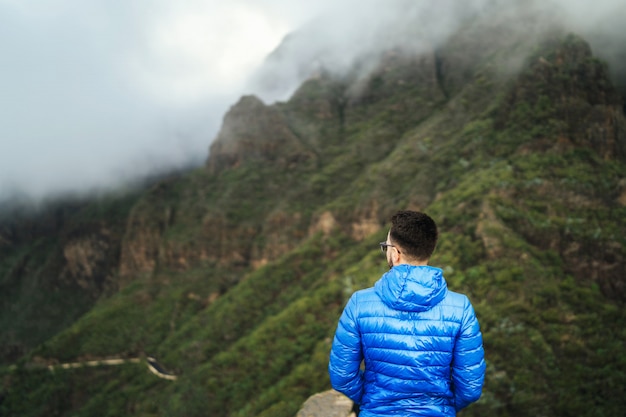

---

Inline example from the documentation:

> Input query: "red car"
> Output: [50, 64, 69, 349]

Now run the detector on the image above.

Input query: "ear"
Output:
[392, 247, 402, 264]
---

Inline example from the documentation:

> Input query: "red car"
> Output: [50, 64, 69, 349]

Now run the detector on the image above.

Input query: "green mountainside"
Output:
[1, 8, 626, 417]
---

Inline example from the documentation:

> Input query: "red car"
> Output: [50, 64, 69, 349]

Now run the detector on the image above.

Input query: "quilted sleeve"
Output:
[452, 296, 486, 411]
[328, 293, 364, 403]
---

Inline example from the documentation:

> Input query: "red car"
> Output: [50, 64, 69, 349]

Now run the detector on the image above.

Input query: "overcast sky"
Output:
[0, 0, 624, 204]
[0, 0, 344, 203]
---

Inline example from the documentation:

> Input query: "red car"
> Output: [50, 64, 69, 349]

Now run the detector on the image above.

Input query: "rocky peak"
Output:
[206, 95, 314, 173]
[496, 34, 626, 159]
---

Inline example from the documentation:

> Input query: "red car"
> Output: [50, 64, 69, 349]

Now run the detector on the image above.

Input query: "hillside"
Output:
[2, 7, 626, 417]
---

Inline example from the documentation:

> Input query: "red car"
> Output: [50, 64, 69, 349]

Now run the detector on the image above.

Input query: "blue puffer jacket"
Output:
[328, 265, 485, 416]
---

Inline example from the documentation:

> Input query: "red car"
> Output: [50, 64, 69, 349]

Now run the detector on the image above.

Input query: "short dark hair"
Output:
[389, 210, 438, 261]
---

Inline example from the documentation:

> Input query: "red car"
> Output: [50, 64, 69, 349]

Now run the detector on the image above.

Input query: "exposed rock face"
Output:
[296, 390, 355, 417]
[309, 211, 338, 237]
[114, 182, 273, 281]
[475, 200, 508, 259]
[0, 203, 125, 298]
[118, 196, 170, 279]
[60, 226, 119, 296]
[118, 222, 162, 279]
[251, 210, 304, 268]
[206, 95, 315, 173]
[350, 201, 383, 241]
[0, 201, 133, 363]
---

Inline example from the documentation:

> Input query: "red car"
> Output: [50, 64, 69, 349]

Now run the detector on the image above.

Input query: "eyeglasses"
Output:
[379, 242, 396, 253]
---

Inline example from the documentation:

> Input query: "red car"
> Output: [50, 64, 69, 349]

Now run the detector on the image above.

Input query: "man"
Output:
[328, 210, 485, 416]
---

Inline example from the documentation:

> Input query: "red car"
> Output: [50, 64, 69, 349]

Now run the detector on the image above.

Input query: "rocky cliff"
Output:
[1, 5, 625, 417]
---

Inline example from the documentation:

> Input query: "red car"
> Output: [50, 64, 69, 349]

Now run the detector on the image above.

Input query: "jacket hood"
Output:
[374, 264, 447, 312]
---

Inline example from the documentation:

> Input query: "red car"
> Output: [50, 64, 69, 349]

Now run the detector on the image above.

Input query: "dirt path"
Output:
[42, 356, 177, 380]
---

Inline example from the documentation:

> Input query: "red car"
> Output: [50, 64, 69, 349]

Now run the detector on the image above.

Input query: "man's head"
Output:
[385, 210, 438, 266]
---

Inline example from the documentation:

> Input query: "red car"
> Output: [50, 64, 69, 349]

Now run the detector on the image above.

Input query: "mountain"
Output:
[1, 4, 626, 417]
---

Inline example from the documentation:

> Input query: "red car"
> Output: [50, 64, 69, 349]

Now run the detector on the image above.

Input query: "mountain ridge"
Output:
[1, 9, 626, 417]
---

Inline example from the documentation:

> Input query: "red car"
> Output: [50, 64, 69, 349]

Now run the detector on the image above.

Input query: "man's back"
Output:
[329, 265, 485, 416]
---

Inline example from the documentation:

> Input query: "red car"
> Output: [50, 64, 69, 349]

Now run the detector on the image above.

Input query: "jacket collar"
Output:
[374, 264, 447, 312]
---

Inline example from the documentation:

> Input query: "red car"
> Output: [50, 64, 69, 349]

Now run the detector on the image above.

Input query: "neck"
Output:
[397, 257, 429, 267]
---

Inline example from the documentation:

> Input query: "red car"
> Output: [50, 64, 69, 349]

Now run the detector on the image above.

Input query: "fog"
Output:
[0, 0, 338, 203]
[249, 0, 626, 102]
[0, 0, 624, 204]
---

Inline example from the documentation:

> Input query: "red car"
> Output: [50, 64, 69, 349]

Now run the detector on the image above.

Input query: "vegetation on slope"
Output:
[0, 191, 141, 364]
[1, 21, 625, 417]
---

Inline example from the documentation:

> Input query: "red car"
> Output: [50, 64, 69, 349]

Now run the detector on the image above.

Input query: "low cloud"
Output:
[0, 0, 624, 204]
[0, 0, 313, 203]
[249, 0, 626, 102]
